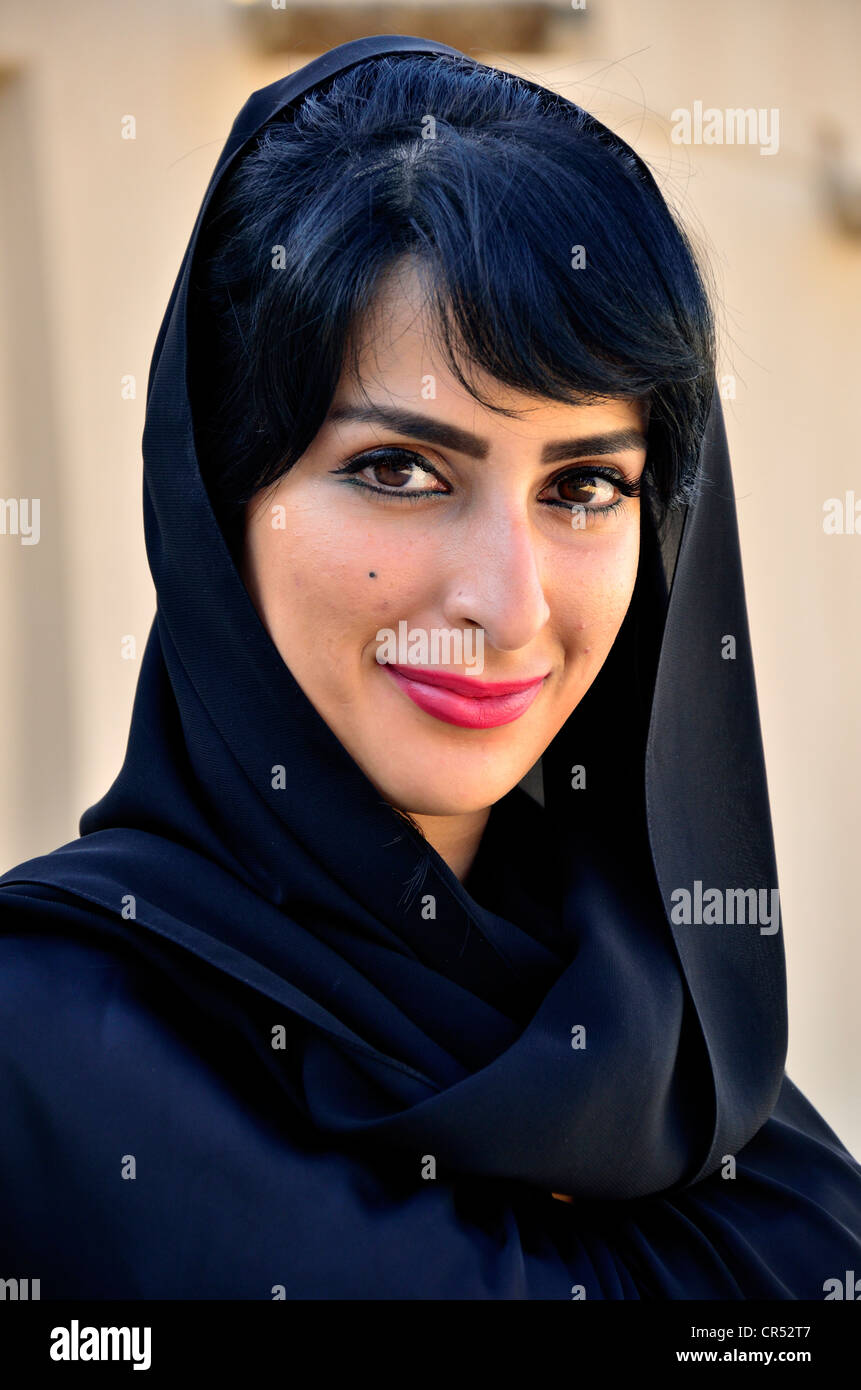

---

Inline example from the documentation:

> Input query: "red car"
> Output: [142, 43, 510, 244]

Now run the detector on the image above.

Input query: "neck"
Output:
[407, 805, 491, 883]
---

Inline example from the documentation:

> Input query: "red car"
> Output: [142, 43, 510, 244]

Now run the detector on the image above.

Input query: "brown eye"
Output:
[555, 474, 619, 508]
[332, 448, 450, 497]
[370, 457, 421, 489]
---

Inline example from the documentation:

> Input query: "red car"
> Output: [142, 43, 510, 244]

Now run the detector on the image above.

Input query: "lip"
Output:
[381, 663, 549, 729]
[383, 665, 549, 698]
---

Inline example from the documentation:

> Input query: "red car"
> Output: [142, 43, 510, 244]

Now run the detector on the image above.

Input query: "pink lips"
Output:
[382, 663, 549, 729]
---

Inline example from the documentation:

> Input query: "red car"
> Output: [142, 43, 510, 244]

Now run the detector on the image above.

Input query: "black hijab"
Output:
[5, 39, 852, 1297]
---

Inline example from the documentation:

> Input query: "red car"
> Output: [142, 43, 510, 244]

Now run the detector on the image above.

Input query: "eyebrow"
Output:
[326, 401, 647, 464]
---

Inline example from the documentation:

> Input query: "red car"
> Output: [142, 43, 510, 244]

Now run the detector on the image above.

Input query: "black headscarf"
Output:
[2, 34, 858, 1300]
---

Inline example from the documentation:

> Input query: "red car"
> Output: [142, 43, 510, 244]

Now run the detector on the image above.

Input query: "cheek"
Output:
[552, 523, 640, 651]
[246, 502, 436, 651]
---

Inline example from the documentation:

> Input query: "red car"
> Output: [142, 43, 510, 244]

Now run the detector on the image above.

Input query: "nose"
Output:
[440, 504, 551, 652]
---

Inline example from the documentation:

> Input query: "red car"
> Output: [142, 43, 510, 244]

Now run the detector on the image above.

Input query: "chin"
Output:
[369, 764, 528, 820]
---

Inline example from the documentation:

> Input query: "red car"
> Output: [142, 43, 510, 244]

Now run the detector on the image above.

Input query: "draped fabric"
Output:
[1, 33, 859, 1299]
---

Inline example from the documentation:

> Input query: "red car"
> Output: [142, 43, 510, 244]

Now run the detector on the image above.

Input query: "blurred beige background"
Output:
[1, 0, 859, 1153]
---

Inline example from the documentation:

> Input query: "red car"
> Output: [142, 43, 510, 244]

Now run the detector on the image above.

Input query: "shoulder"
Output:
[0, 892, 173, 1034]
[0, 894, 257, 1146]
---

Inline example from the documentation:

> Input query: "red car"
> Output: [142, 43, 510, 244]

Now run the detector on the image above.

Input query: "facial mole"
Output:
[368, 572, 377, 578]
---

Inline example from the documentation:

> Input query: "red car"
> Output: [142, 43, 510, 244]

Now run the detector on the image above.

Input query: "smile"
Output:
[382, 663, 548, 729]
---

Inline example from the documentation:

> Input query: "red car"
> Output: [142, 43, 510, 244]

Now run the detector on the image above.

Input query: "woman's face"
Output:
[241, 260, 648, 819]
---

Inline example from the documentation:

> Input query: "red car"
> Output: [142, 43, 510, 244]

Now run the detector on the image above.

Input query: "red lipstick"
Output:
[381, 664, 548, 729]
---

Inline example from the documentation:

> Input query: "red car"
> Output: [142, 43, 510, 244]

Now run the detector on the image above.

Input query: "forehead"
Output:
[339, 258, 650, 440]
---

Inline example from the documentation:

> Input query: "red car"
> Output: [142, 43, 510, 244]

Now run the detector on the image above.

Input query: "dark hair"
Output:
[188, 51, 717, 556]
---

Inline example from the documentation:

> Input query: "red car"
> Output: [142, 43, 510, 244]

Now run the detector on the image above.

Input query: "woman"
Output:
[0, 33, 859, 1299]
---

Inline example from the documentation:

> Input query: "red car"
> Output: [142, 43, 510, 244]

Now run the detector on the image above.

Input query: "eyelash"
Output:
[330, 448, 641, 521]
